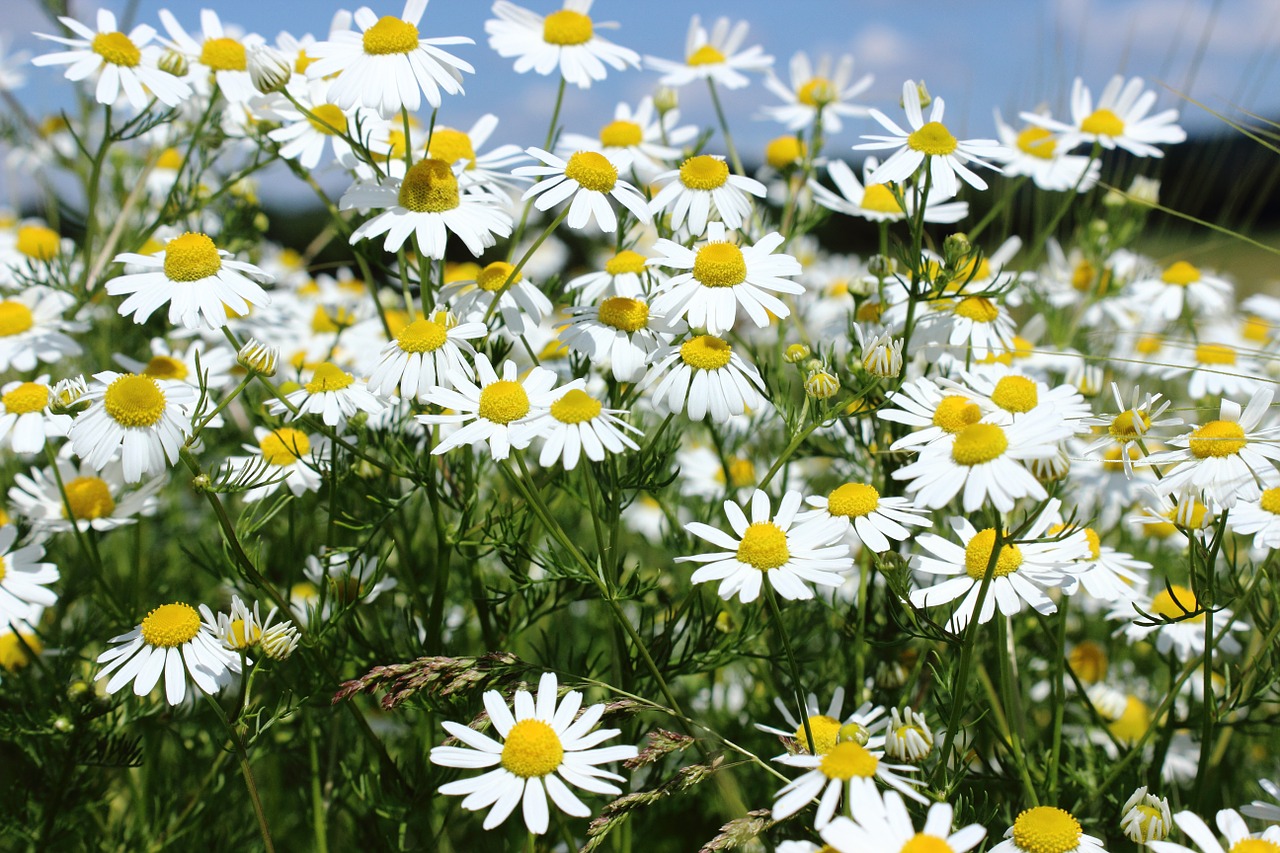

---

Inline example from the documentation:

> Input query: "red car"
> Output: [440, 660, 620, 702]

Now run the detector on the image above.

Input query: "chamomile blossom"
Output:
[565, 248, 657, 302]
[107, 232, 273, 331]
[558, 296, 680, 382]
[95, 600, 241, 705]
[755, 690, 888, 756]
[514, 148, 651, 233]
[800, 481, 930, 554]
[429, 672, 637, 835]
[880, 377, 984, 451]
[1126, 260, 1233, 323]
[989, 806, 1108, 853]
[0, 287, 84, 372]
[1022, 75, 1186, 158]
[761, 51, 872, 133]
[857, 80, 1003, 198]
[528, 389, 641, 470]
[440, 260, 552, 338]
[637, 334, 766, 423]
[990, 109, 1100, 192]
[158, 8, 264, 103]
[1120, 787, 1172, 845]
[648, 154, 767, 236]
[1167, 335, 1266, 401]
[8, 459, 164, 534]
[819, 792, 986, 853]
[1082, 383, 1181, 477]
[207, 595, 299, 660]
[485, 0, 640, 90]
[644, 16, 773, 90]
[69, 371, 195, 483]
[809, 158, 969, 224]
[0, 526, 58, 627]
[367, 310, 486, 400]
[648, 222, 802, 334]
[676, 489, 853, 603]
[558, 96, 696, 180]
[413, 115, 531, 192]
[1109, 583, 1247, 661]
[32, 8, 191, 109]
[1150, 809, 1280, 853]
[1227, 487, 1280, 549]
[0, 375, 69, 454]
[262, 78, 379, 171]
[268, 362, 386, 429]
[223, 426, 330, 502]
[772, 738, 927, 828]
[306, 0, 474, 117]
[883, 708, 934, 763]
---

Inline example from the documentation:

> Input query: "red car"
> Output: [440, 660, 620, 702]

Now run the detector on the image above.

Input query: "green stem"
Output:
[483, 207, 571, 327]
[204, 695, 274, 853]
[765, 585, 815, 754]
[706, 78, 744, 176]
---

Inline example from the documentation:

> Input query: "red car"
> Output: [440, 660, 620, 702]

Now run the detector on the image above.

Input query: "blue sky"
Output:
[4, 0, 1279, 179]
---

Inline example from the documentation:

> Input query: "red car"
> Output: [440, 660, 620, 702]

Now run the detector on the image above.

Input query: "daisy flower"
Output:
[1109, 583, 1247, 661]
[263, 78, 380, 171]
[772, 738, 927, 828]
[857, 80, 1003, 197]
[799, 481, 930, 554]
[32, 8, 191, 109]
[820, 791, 986, 853]
[1081, 383, 1181, 477]
[648, 154, 767, 236]
[755, 690, 888, 756]
[304, 550, 396, 611]
[910, 504, 1089, 631]
[914, 294, 1018, 361]
[69, 371, 196, 483]
[306, 0, 474, 117]
[676, 489, 853, 603]
[648, 222, 802, 334]
[367, 310, 486, 400]
[558, 295, 680, 383]
[429, 672, 637, 835]
[989, 806, 1107, 853]
[107, 232, 273, 331]
[209, 596, 300, 662]
[1227, 487, 1280, 549]
[761, 52, 873, 133]
[990, 109, 1100, 192]
[440, 260, 551, 338]
[1146, 387, 1280, 508]
[1167, 336, 1265, 401]
[883, 708, 934, 764]
[1150, 808, 1280, 853]
[1120, 786, 1172, 845]
[94, 601, 241, 706]
[0, 287, 84, 372]
[810, 157, 968, 224]
[1126, 260, 1233, 323]
[485, 0, 640, 90]
[558, 96, 697, 181]
[0, 375, 70, 454]
[224, 426, 331, 502]
[644, 15, 773, 90]
[9, 458, 164, 534]
[1022, 75, 1186, 158]
[391, 115, 530, 192]
[881, 377, 985, 452]
[637, 334, 766, 423]
[418, 355, 578, 461]
[268, 362, 386, 429]
[0, 525, 58, 627]
[340, 158, 514, 258]
[158, 8, 264, 103]
[513, 148, 651, 233]
[565, 248, 658, 301]
[529, 388, 641, 470]
[1242, 779, 1280, 822]
[946, 369, 1092, 434]
[115, 338, 236, 396]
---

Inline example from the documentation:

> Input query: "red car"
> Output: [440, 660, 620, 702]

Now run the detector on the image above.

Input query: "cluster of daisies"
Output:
[5, 0, 1280, 849]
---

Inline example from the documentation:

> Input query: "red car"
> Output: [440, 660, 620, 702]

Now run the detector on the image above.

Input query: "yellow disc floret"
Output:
[92, 31, 141, 66]
[597, 296, 649, 332]
[1189, 420, 1247, 459]
[861, 183, 903, 214]
[990, 375, 1038, 413]
[1160, 261, 1200, 286]
[16, 225, 60, 261]
[600, 120, 643, 148]
[1068, 641, 1107, 684]
[564, 151, 618, 193]
[605, 250, 647, 277]
[932, 396, 982, 434]
[104, 374, 166, 428]
[686, 44, 726, 65]
[305, 362, 355, 394]
[964, 528, 1022, 579]
[693, 242, 747, 288]
[796, 77, 836, 107]
[396, 318, 448, 353]
[1230, 841, 1280, 853]
[680, 335, 733, 371]
[793, 714, 842, 755]
[542, 10, 593, 45]
[259, 428, 311, 466]
[362, 16, 419, 55]
[1010, 806, 1083, 853]
[1195, 343, 1236, 366]
[139, 602, 202, 648]
[398, 158, 460, 213]
[1108, 695, 1151, 744]
[62, 476, 116, 520]
[818, 740, 879, 780]
[826, 483, 880, 518]
[736, 522, 790, 570]
[550, 389, 602, 424]
[765, 135, 806, 169]
[1149, 585, 1202, 621]
[1109, 409, 1151, 440]
[1080, 108, 1124, 136]
[1260, 487, 1280, 516]
[950, 423, 1009, 465]
[2, 382, 49, 414]
[907, 121, 958, 156]
[200, 37, 246, 71]
[1016, 126, 1056, 159]
[427, 128, 476, 169]
[953, 296, 1000, 323]
[477, 380, 530, 424]
[900, 834, 955, 853]
[501, 719, 564, 777]
[307, 103, 347, 135]
[163, 232, 222, 282]
[476, 261, 520, 292]
[679, 155, 730, 190]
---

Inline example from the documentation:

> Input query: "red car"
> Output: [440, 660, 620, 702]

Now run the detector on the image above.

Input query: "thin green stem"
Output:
[204, 695, 274, 853]
[765, 585, 815, 754]
[706, 79, 744, 176]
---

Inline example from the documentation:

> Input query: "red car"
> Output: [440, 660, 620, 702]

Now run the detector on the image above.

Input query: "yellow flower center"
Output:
[1080, 108, 1125, 137]
[306, 103, 347, 136]
[163, 232, 222, 282]
[855, 300, 881, 321]
[103, 374, 166, 428]
[259, 427, 311, 466]
[990, 375, 1038, 413]
[2, 382, 49, 414]
[597, 296, 649, 332]
[932, 395, 983, 434]
[1149, 585, 1202, 621]
[1260, 487, 1280, 515]
[156, 147, 184, 170]
[398, 159, 460, 213]
[793, 714, 842, 755]
[564, 150, 618, 193]
[686, 44, 726, 65]
[542, 9, 593, 45]
[1154, 501, 1210, 535]
[1231, 841, 1280, 853]
[1068, 641, 1107, 684]
[0, 630, 40, 672]
[1011, 807, 1083, 853]
[861, 183, 903, 214]
[736, 522, 790, 570]
[1016, 126, 1056, 159]
[1110, 409, 1151, 440]
[605, 250, 647, 276]
[294, 49, 314, 74]
[477, 380, 530, 424]
[1108, 695, 1151, 744]
[600, 120, 643, 148]
[679, 335, 733, 371]
[951, 423, 1009, 465]
[200, 37, 247, 72]
[1160, 261, 1200, 286]
[139, 602, 202, 648]
[476, 261, 521, 292]
[900, 834, 955, 853]
[304, 362, 354, 394]
[62, 476, 116, 520]
[427, 128, 477, 169]
[964, 528, 1022, 579]
[1189, 420, 1247, 459]
[1082, 527, 1101, 560]
[310, 305, 356, 334]
[953, 296, 1000, 323]
[362, 15, 419, 55]
[827, 482, 880, 518]
[1135, 334, 1163, 355]
[716, 456, 755, 488]
[797, 77, 836, 107]
[92, 31, 141, 67]
[396, 318, 448, 353]
[550, 389, 602, 424]
[679, 155, 730, 190]
[906, 121, 958, 156]
[818, 740, 879, 780]
[1070, 260, 1095, 292]
[16, 225, 60, 261]
[1195, 343, 1235, 366]
[693, 242, 747, 288]
[225, 618, 260, 649]
[501, 718, 565, 777]
[139, 355, 187, 381]
[1242, 315, 1273, 343]
[765, 135, 806, 169]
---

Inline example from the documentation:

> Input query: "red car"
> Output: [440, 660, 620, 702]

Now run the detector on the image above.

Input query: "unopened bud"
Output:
[838, 721, 870, 746]
[247, 45, 291, 95]
[804, 369, 839, 400]
[943, 232, 972, 266]
[784, 343, 810, 364]
[765, 135, 805, 170]
[157, 49, 188, 78]
[901, 80, 931, 111]
[237, 337, 279, 377]
[653, 86, 679, 114]
[867, 254, 894, 278]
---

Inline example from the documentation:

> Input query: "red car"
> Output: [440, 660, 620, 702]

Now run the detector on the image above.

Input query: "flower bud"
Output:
[867, 254, 895, 278]
[247, 45, 291, 95]
[943, 232, 972, 267]
[784, 343, 811, 364]
[861, 331, 904, 378]
[837, 721, 870, 746]
[261, 621, 301, 660]
[238, 337, 279, 377]
[804, 369, 839, 400]
[765, 135, 805, 170]
[157, 49, 188, 78]
[653, 86, 679, 114]
[901, 80, 931, 111]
